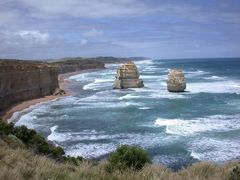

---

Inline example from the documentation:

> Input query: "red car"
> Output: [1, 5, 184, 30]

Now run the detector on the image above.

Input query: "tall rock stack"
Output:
[113, 62, 144, 89]
[167, 69, 186, 92]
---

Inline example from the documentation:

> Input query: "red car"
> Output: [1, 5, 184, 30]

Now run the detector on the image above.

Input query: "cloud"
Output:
[15, 30, 49, 44]
[0, 1, 239, 59]
[80, 39, 88, 45]
[83, 28, 103, 38]
[18, 0, 158, 18]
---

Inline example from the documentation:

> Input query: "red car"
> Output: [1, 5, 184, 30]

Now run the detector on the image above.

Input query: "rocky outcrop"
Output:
[113, 62, 144, 89]
[167, 69, 186, 92]
[0, 60, 59, 112]
[53, 88, 66, 96]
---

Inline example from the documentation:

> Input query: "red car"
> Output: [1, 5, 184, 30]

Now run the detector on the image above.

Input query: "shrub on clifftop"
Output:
[106, 145, 151, 172]
[0, 120, 65, 158]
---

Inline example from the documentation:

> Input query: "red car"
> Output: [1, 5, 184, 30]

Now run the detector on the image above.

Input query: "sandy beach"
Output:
[1, 74, 69, 122]
[1, 68, 105, 122]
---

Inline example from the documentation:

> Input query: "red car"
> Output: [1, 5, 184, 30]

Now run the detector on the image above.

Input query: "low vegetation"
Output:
[106, 145, 151, 172]
[0, 120, 84, 164]
[0, 119, 239, 180]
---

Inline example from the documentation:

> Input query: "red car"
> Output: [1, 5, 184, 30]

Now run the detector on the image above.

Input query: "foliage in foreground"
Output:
[230, 165, 240, 180]
[1, 119, 240, 179]
[0, 139, 239, 180]
[0, 120, 84, 165]
[106, 145, 151, 172]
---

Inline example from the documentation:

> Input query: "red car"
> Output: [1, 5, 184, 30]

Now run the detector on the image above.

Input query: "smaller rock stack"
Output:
[167, 69, 186, 92]
[113, 62, 144, 89]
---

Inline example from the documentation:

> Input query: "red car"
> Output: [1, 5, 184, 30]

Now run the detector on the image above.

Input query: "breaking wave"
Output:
[154, 114, 240, 136]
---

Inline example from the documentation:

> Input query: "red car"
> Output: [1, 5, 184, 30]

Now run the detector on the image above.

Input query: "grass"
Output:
[0, 119, 239, 179]
[1, 136, 239, 180]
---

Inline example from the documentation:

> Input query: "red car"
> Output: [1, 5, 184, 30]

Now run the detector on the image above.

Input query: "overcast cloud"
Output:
[0, 0, 239, 59]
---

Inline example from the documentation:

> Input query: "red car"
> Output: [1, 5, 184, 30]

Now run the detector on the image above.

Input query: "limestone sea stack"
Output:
[113, 62, 144, 89]
[167, 69, 186, 92]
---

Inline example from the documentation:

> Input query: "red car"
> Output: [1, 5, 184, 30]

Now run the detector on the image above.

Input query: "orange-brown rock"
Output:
[113, 62, 144, 89]
[167, 69, 186, 92]
[0, 60, 59, 112]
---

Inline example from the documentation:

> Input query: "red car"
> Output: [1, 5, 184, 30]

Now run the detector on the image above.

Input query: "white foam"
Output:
[118, 94, 141, 100]
[49, 129, 180, 158]
[187, 80, 240, 94]
[47, 125, 59, 141]
[138, 107, 151, 110]
[190, 138, 240, 162]
[15, 112, 40, 130]
[142, 66, 163, 72]
[83, 82, 111, 90]
[204, 75, 224, 80]
[68, 73, 89, 82]
[48, 129, 116, 143]
[152, 154, 191, 166]
[124, 102, 144, 107]
[134, 59, 153, 65]
[154, 114, 240, 136]
[94, 78, 113, 83]
[149, 92, 187, 99]
[65, 143, 116, 158]
[8, 98, 59, 123]
[140, 75, 161, 79]
[185, 69, 209, 78]
[117, 132, 180, 149]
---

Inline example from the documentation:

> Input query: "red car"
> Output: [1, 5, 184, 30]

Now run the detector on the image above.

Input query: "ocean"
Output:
[14, 58, 240, 169]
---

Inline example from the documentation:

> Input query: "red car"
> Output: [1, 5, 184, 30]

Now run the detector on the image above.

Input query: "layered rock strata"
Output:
[167, 69, 186, 92]
[113, 62, 144, 89]
[0, 60, 59, 112]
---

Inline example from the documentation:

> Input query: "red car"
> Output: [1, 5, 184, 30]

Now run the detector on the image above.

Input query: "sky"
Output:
[0, 0, 240, 60]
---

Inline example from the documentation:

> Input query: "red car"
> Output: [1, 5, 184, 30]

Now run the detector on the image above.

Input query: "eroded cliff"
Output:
[0, 60, 59, 112]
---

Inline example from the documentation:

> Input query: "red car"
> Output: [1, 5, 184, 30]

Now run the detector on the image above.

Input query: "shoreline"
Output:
[1, 68, 105, 123]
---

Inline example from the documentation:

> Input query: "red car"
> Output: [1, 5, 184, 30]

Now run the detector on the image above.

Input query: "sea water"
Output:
[15, 58, 240, 169]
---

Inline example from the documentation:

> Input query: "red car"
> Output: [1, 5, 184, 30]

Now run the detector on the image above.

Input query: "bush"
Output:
[0, 121, 14, 135]
[13, 125, 36, 144]
[0, 120, 87, 165]
[107, 145, 151, 172]
[230, 165, 240, 180]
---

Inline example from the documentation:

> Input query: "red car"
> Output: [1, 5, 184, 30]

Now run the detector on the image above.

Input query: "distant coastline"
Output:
[0, 56, 149, 123]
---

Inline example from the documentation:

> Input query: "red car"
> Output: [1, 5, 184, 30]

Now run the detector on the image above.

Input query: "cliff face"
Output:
[0, 58, 105, 113]
[0, 60, 59, 112]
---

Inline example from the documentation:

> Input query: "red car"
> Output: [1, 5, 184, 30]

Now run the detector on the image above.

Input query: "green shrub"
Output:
[51, 146, 65, 158]
[107, 145, 151, 172]
[0, 120, 85, 166]
[230, 165, 240, 180]
[13, 125, 36, 144]
[0, 121, 14, 135]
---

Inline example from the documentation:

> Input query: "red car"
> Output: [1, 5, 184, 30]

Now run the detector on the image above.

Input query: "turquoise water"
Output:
[15, 58, 240, 169]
